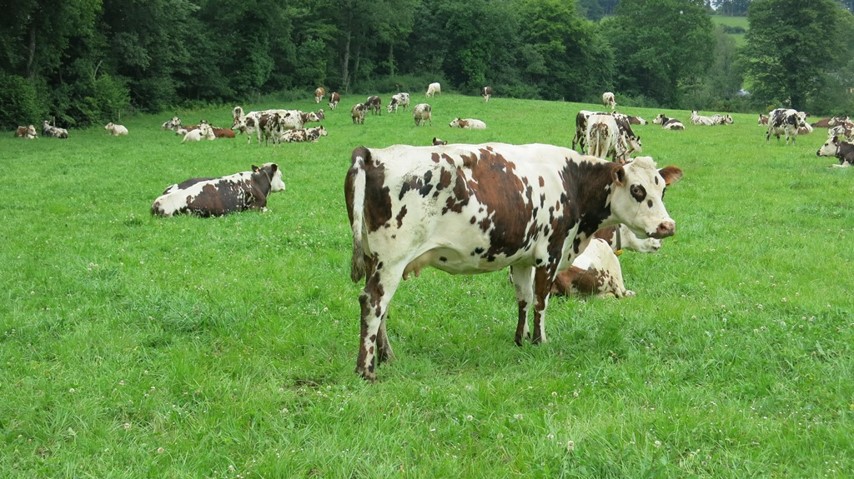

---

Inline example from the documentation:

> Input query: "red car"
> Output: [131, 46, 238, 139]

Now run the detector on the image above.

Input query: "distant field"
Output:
[713, 15, 749, 47]
[1, 94, 851, 478]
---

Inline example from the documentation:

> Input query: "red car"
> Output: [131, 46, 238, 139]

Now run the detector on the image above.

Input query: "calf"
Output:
[449, 117, 486, 129]
[345, 144, 682, 380]
[426, 82, 441, 97]
[482, 86, 493, 102]
[766, 108, 808, 145]
[351, 103, 367, 124]
[653, 114, 684, 130]
[328, 92, 341, 110]
[816, 135, 854, 167]
[366, 96, 382, 115]
[387, 93, 410, 113]
[314, 86, 325, 103]
[15, 125, 37, 139]
[413, 103, 432, 126]
[152, 163, 285, 217]
[105, 122, 129, 136]
[550, 238, 634, 298]
[602, 91, 616, 111]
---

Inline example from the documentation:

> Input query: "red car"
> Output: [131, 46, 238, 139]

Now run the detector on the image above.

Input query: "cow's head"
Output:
[608, 157, 683, 239]
[254, 163, 286, 192]
[817, 136, 842, 157]
[449, 118, 464, 128]
[653, 114, 666, 125]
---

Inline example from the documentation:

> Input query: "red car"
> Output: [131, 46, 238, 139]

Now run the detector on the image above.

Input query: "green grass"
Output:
[712, 15, 749, 47]
[1, 94, 852, 478]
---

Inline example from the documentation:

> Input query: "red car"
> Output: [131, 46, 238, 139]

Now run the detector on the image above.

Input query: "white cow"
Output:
[551, 238, 634, 298]
[413, 103, 432, 126]
[426, 82, 441, 97]
[602, 91, 616, 111]
[104, 122, 129, 136]
[182, 122, 215, 142]
[449, 118, 486, 129]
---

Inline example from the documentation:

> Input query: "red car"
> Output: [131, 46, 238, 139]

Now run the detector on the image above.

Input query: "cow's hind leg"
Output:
[510, 266, 535, 345]
[530, 266, 555, 344]
[376, 313, 394, 363]
[356, 265, 404, 381]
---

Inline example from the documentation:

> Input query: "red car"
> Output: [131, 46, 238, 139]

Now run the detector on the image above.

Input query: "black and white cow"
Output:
[387, 93, 410, 113]
[151, 163, 285, 217]
[42, 120, 68, 139]
[345, 144, 682, 380]
[366, 96, 382, 115]
[816, 135, 854, 167]
[653, 114, 685, 130]
[766, 108, 808, 145]
[585, 114, 641, 163]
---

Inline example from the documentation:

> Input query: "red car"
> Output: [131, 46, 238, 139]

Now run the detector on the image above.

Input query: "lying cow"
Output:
[413, 103, 432, 126]
[42, 120, 68, 139]
[449, 117, 486, 129]
[432, 137, 448, 145]
[281, 126, 328, 143]
[151, 163, 285, 217]
[766, 108, 808, 145]
[162, 116, 182, 131]
[345, 144, 682, 380]
[105, 122, 129, 136]
[550, 238, 634, 298]
[15, 125, 37, 139]
[653, 114, 684, 130]
[182, 122, 215, 142]
[816, 135, 854, 167]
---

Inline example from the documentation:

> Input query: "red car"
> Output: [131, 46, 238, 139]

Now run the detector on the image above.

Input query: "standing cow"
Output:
[328, 92, 341, 110]
[482, 86, 493, 102]
[426, 82, 441, 97]
[345, 144, 682, 380]
[413, 103, 432, 126]
[314, 87, 325, 103]
[602, 92, 616, 111]
[766, 108, 808, 145]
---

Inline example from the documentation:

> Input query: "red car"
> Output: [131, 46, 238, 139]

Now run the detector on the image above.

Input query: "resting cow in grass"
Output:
[345, 143, 682, 380]
[152, 163, 285, 217]
[816, 136, 854, 167]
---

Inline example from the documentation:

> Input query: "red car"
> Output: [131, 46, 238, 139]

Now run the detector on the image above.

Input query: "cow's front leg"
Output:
[530, 266, 554, 344]
[510, 266, 534, 345]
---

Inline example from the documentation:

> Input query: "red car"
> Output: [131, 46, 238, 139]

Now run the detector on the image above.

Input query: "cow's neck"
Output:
[568, 159, 620, 256]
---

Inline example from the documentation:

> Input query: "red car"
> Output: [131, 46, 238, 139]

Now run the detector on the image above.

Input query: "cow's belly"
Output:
[403, 246, 530, 278]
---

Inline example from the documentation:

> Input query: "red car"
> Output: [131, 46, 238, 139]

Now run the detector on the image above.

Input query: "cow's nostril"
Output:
[654, 221, 675, 238]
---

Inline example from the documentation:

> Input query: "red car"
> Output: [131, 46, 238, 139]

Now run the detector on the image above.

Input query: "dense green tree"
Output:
[603, 0, 715, 106]
[742, 0, 843, 110]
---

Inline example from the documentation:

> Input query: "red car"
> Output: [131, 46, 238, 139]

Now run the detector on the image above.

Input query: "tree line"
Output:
[1, 0, 853, 129]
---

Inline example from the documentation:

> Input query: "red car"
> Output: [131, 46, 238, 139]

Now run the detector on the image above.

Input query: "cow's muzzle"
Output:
[651, 221, 675, 239]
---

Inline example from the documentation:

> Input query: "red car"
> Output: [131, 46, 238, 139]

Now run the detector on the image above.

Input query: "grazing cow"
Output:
[104, 122, 129, 136]
[602, 91, 616, 111]
[573, 111, 640, 153]
[432, 137, 448, 145]
[182, 122, 215, 142]
[42, 120, 68, 139]
[413, 103, 432, 126]
[586, 114, 641, 163]
[482, 86, 493, 102]
[314, 87, 325, 103]
[387, 92, 411, 113]
[162, 116, 182, 131]
[329, 92, 341, 110]
[152, 163, 285, 217]
[449, 117, 487, 129]
[758, 114, 769, 125]
[345, 143, 682, 380]
[653, 114, 685, 130]
[15, 125, 37, 139]
[366, 96, 382, 115]
[426, 82, 441, 97]
[351, 103, 367, 124]
[550, 238, 634, 298]
[766, 108, 808, 145]
[816, 135, 854, 167]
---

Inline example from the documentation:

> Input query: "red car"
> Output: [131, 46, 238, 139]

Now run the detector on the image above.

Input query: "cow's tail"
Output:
[591, 123, 608, 158]
[346, 147, 369, 282]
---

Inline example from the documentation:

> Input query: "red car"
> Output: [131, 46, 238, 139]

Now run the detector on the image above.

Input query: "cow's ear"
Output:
[832, 136, 840, 144]
[270, 163, 278, 172]
[252, 165, 260, 172]
[612, 165, 626, 185]
[659, 166, 684, 186]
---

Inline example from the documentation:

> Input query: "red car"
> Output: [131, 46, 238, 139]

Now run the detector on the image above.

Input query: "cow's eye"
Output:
[630, 184, 646, 202]
[662, 187, 667, 199]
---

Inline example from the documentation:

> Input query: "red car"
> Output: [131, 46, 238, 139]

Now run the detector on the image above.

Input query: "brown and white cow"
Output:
[550, 238, 634, 298]
[653, 114, 685, 130]
[449, 118, 487, 129]
[281, 125, 328, 143]
[345, 144, 682, 380]
[328, 92, 341, 110]
[816, 135, 854, 167]
[766, 108, 808, 145]
[413, 103, 432, 126]
[314, 86, 325, 103]
[366, 96, 382, 115]
[15, 125, 37, 139]
[602, 91, 616, 111]
[758, 114, 769, 125]
[351, 103, 367, 124]
[152, 163, 285, 217]
[482, 86, 493, 102]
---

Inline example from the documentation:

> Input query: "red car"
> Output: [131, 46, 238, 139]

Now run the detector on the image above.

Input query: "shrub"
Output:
[0, 74, 46, 129]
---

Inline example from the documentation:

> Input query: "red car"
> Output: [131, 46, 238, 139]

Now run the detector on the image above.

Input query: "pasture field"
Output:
[712, 15, 749, 47]
[1, 94, 851, 478]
